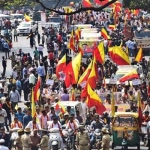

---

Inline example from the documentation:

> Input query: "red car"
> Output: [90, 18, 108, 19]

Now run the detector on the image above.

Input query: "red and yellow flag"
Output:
[111, 46, 130, 65]
[135, 47, 142, 62]
[108, 25, 116, 30]
[87, 84, 106, 115]
[55, 102, 66, 113]
[71, 88, 75, 101]
[75, 28, 81, 42]
[24, 14, 31, 22]
[68, 30, 75, 52]
[34, 77, 41, 102]
[64, 52, 82, 88]
[78, 60, 92, 87]
[81, 56, 97, 98]
[82, 0, 92, 7]
[94, 42, 105, 64]
[56, 55, 66, 79]
[119, 70, 139, 82]
[94, 0, 109, 5]
[101, 28, 111, 40]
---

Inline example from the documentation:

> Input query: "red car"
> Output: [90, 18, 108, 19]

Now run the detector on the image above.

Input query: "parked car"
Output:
[17, 21, 37, 36]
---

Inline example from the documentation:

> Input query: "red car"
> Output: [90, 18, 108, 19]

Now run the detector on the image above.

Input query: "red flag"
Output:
[34, 77, 41, 102]
[87, 84, 106, 115]
[82, 0, 92, 7]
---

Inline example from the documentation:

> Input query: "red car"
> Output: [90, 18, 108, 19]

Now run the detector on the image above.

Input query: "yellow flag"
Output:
[111, 92, 115, 117]
[15, 104, 18, 111]
[31, 88, 35, 117]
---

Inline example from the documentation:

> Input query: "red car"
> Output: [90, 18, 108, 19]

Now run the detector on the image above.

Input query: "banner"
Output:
[41, 12, 46, 23]
[105, 104, 130, 112]
[79, 40, 99, 53]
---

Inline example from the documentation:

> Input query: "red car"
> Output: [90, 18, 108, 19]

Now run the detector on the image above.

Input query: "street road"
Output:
[0, 23, 148, 150]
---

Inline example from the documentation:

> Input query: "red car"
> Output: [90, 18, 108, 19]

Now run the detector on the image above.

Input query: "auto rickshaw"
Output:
[112, 112, 140, 150]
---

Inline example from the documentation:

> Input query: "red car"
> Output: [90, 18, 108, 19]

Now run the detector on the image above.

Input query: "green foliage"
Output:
[0, 0, 36, 9]
[123, 0, 150, 11]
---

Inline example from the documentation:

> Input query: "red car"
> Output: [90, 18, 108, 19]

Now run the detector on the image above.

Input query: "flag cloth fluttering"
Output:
[135, 47, 142, 62]
[119, 70, 139, 82]
[81, 56, 97, 98]
[94, 42, 105, 64]
[101, 28, 111, 40]
[56, 55, 66, 79]
[87, 84, 106, 115]
[82, 0, 92, 7]
[24, 14, 31, 22]
[34, 77, 41, 102]
[68, 30, 75, 52]
[64, 52, 82, 88]
[78, 60, 92, 87]
[110, 46, 130, 65]
[55, 102, 66, 113]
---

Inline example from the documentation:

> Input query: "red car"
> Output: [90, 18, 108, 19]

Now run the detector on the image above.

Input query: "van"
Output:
[0, 14, 10, 19]
[17, 21, 37, 36]
[114, 65, 144, 80]
[52, 101, 83, 117]
[75, 24, 92, 29]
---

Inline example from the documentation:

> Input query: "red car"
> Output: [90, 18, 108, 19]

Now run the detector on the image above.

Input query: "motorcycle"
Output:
[10, 127, 19, 149]
[63, 128, 75, 150]
[48, 128, 62, 150]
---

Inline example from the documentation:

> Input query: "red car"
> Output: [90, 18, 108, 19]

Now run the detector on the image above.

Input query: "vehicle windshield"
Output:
[11, 15, 24, 19]
[113, 116, 138, 127]
[20, 24, 30, 27]
[114, 74, 125, 80]
[49, 17, 62, 23]
[135, 31, 150, 38]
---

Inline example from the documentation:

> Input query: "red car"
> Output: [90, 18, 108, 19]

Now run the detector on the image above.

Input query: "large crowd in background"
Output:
[0, 6, 150, 150]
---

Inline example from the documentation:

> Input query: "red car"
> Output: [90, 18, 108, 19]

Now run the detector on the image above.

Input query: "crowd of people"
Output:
[0, 5, 150, 150]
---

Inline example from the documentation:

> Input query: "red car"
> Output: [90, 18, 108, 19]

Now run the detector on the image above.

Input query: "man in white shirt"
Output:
[29, 70, 36, 86]
[9, 87, 20, 112]
[81, 97, 89, 123]
[66, 116, 79, 132]
[0, 139, 9, 150]
[48, 116, 64, 148]
[0, 104, 7, 128]
[26, 117, 41, 131]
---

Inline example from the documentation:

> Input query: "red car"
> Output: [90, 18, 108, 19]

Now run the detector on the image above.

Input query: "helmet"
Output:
[52, 141, 58, 146]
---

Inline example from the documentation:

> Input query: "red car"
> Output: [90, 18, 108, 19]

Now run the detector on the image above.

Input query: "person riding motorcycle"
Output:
[48, 116, 64, 149]
[10, 117, 23, 129]
[91, 114, 103, 130]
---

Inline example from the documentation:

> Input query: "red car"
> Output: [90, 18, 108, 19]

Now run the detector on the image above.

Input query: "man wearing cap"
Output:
[30, 129, 41, 150]
[15, 129, 24, 150]
[76, 125, 90, 150]
[37, 130, 49, 150]
[21, 128, 32, 150]
[97, 128, 110, 150]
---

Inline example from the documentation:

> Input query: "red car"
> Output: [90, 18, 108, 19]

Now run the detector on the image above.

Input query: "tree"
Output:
[0, 0, 127, 15]
[36, 0, 118, 15]
[123, 0, 150, 11]
[0, 0, 35, 9]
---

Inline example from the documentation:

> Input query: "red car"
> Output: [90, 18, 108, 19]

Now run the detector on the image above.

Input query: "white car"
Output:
[17, 21, 37, 36]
